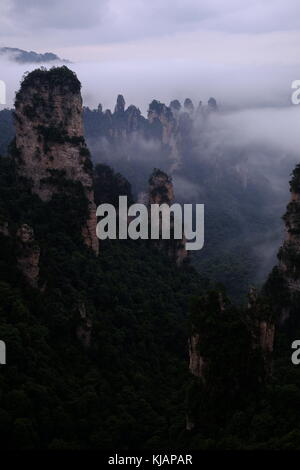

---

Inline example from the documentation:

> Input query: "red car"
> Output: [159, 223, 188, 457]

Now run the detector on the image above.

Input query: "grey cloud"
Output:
[4, 0, 107, 31]
[2, 0, 300, 50]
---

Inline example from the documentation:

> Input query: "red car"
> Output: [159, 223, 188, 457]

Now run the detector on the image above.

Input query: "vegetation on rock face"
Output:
[289, 164, 300, 193]
[149, 168, 172, 187]
[2, 71, 300, 450]
[187, 290, 265, 436]
[149, 168, 173, 204]
[94, 163, 133, 206]
[184, 282, 300, 450]
[0, 110, 14, 156]
[0, 155, 206, 449]
[15, 66, 81, 107]
[148, 100, 165, 115]
[36, 125, 85, 148]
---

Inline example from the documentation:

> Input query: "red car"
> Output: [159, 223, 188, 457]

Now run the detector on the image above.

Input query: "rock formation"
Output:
[247, 287, 275, 376]
[184, 98, 194, 115]
[188, 333, 206, 380]
[261, 163, 300, 325]
[186, 290, 268, 431]
[76, 302, 92, 348]
[14, 67, 98, 254]
[84, 94, 221, 177]
[148, 168, 174, 205]
[16, 224, 40, 287]
[148, 168, 187, 265]
[277, 165, 300, 291]
[207, 97, 218, 112]
[170, 99, 181, 116]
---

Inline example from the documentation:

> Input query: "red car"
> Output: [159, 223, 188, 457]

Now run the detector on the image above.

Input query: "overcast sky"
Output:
[1, 0, 300, 64]
[1, 0, 300, 110]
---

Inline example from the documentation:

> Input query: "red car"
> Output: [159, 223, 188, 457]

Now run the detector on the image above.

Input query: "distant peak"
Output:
[208, 97, 218, 110]
[114, 94, 125, 113]
[0, 47, 69, 64]
[170, 100, 181, 112]
[184, 98, 194, 112]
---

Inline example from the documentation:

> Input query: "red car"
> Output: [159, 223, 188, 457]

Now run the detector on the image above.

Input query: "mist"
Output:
[1, 53, 300, 295]
[0, 54, 299, 111]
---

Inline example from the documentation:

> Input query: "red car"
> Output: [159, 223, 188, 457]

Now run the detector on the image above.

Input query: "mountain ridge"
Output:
[0, 47, 69, 64]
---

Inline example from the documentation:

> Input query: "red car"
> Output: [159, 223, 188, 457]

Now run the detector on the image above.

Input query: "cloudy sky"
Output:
[1, 0, 300, 110]
[1, 0, 300, 63]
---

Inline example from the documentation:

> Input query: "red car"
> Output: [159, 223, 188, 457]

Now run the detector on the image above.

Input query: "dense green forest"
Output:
[0, 102, 285, 302]
[0, 151, 300, 449]
[0, 155, 206, 449]
[0, 66, 300, 450]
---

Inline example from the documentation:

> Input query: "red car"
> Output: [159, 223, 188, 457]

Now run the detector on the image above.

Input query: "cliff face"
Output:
[16, 224, 40, 288]
[188, 333, 206, 380]
[278, 165, 300, 292]
[148, 168, 187, 265]
[149, 168, 174, 205]
[0, 115, 204, 449]
[247, 287, 275, 376]
[84, 96, 218, 178]
[14, 67, 98, 254]
[148, 100, 176, 146]
[186, 290, 267, 432]
[84, 95, 147, 143]
[188, 292, 225, 382]
[261, 164, 300, 325]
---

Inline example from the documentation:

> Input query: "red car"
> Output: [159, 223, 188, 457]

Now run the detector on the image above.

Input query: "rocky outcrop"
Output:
[184, 98, 194, 115]
[84, 95, 220, 178]
[170, 100, 181, 116]
[16, 224, 40, 287]
[114, 94, 125, 114]
[262, 164, 300, 325]
[125, 105, 143, 134]
[84, 95, 147, 143]
[259, 321, 275, 355]
[76, 302, 92, 348]
[188, 292, 226, 382]
[149, 168, 174, 205]
[14, 67, 98, 254]
[148, 168, 187, 265]
[207, 97, 218, 112]
[186, 290, 269, 432]
[278, 176, 300, 288]
[148, 100, 176, 146]
[188, 333, 206, 380]
[247, 287, 275, 376]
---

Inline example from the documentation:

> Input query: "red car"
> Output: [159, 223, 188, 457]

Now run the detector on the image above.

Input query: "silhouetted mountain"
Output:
[0, 47, 69, 64]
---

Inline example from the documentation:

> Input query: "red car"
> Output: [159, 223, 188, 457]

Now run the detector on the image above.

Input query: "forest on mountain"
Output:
[0, 67, 300, 450]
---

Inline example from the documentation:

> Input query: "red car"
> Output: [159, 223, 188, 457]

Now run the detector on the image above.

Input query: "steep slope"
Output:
[13, 67, 98, 254]
[0, 94, 286, 299]
[263, 164, 300, 326]
[183, 164, 300, 450]
[0, 67, 204, 449]
[0, 109, 14, 156]
[83, 96, 285, 300]
[148, 168, 187, 265]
